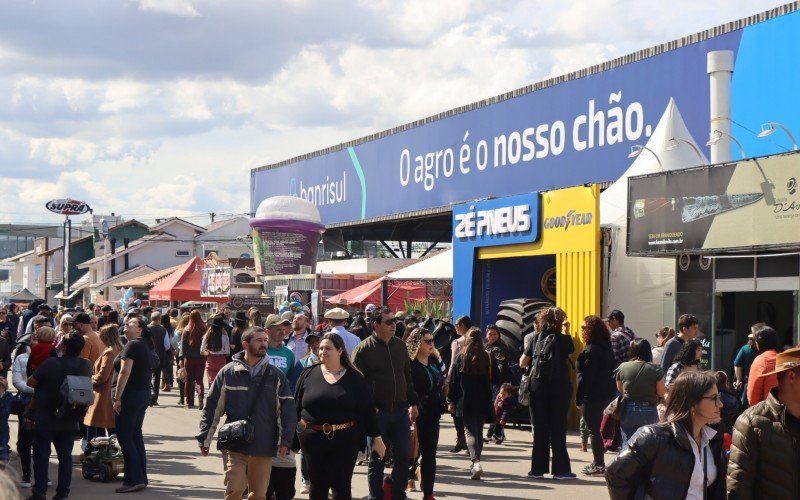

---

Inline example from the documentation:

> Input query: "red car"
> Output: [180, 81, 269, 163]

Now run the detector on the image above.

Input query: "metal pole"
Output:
[707, 50, 734, 164]
[64, 215, 71, 299]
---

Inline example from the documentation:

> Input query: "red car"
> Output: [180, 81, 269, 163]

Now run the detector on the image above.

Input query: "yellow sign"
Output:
[478, 184, 599, 259]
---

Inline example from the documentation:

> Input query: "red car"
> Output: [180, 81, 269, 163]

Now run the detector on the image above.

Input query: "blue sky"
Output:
[0, 0, 788, 226]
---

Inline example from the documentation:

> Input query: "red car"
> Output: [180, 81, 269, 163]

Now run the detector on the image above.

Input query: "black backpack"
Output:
[530, 332, 562, 382]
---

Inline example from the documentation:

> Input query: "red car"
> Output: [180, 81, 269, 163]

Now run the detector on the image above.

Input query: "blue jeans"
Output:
[115, 388, 151, 486]
[367, 408, 411, 500]
[620, 401, 658, 451]
[0, 413, 9, 460]
[33, 427, 75, 497]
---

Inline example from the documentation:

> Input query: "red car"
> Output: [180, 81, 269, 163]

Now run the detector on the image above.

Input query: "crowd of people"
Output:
[0, 297, 798, 500]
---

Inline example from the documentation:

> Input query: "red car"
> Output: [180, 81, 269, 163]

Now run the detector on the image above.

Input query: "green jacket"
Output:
[352, 334, 418, 412]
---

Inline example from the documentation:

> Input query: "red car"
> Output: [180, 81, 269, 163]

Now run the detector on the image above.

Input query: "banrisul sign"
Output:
[45, 199, 91, 216]
[252, 8, 800, 226]
[453, 193, 540, 247]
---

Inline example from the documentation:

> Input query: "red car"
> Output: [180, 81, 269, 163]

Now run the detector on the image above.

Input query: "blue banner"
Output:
[251, 11, 800, 226]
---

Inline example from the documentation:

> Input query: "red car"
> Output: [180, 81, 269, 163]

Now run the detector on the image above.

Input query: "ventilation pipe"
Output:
[707, 50, 734, 164]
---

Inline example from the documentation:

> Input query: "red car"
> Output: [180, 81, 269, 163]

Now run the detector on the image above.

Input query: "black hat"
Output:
[305, 333, 322, 344]
[211, 314, 227, 329]
[126, 308, 142, 316]
[234, 311, 248, 325]
[607, 309, 625, 323]
[74, 312, 92, 324]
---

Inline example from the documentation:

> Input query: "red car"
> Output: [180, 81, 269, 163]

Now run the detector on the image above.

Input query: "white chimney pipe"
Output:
[707, 50, 734, 164]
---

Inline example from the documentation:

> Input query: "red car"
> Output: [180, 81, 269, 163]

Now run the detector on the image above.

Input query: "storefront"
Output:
[453, 184, 600, 351]
[628, 150, 800, 370]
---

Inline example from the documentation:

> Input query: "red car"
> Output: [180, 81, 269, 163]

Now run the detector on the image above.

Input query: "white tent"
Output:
[388, 249, 453, 280]
[601, 98, 708, 338]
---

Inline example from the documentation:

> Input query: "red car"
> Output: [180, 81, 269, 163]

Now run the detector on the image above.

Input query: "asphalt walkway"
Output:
[5, 389, 611, 499]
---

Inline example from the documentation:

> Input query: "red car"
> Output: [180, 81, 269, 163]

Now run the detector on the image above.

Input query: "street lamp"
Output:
[706, 130, 746, 159]
[628, 145, 663, 170]
[666, 137, 705, 165]
[757, 122, 798, 150]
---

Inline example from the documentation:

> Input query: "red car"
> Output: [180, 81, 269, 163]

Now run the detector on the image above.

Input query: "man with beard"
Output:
[197, 326, 297, 500]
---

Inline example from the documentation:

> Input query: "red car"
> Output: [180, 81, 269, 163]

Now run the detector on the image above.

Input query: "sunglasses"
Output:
[422, 338, 434, 344]
[384, 317, 397, 325]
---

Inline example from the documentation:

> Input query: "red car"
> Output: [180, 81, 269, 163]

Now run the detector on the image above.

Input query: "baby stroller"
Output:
[81, 434, 125, 482]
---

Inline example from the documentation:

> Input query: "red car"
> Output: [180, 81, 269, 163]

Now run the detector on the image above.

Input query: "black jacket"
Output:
[447, 352, 497, 421]
[605, 422, 727, 500]
[485, 339, 512, 386]
[575, 339, 616, 405]
[352, 334, 418, 412]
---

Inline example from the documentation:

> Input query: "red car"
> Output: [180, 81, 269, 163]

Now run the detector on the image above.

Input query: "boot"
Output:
[449, 437, 467, 453]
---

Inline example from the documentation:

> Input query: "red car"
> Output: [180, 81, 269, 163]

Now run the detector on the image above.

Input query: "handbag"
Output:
[217, 365, 271, 450]
[604, 362, 648, 421]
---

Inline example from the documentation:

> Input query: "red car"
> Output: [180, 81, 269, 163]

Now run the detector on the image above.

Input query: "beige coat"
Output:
[84, 345, 120, 429]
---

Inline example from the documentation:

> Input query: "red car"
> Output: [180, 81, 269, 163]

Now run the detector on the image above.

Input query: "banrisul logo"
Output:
[289, 147, 368, 219]
[788, 177, 797, 195]
[294, 173, 347, 206]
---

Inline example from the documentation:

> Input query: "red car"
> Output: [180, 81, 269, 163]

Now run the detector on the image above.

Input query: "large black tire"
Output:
[81, 464, 92, 480]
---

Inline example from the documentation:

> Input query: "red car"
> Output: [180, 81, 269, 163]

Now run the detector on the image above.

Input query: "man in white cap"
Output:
[324, 308, 360, 356]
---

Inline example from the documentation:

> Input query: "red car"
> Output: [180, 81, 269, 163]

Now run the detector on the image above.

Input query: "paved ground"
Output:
[5, 389, 611, 499]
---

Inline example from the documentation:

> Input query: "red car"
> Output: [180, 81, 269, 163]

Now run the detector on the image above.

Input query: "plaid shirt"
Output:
[610, 326, 637, 366]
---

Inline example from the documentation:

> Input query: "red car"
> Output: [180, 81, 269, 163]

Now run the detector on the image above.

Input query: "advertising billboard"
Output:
[627, 151, 800, 254]
[251, 8, 800, 226]
[201, 266, 232, 298]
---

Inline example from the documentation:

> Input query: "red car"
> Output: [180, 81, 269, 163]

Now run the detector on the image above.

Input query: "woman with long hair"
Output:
[407, 327, 445, 499]
[174, 313, 190, 406]
[113, 317, 153, 493]
[248, 307, 263, 328]
[200, 315, 230, 385]
[160, 313, 175, 391]
[295, 332, 385, 499]
[181, 309, 207, 409]
[84, 324, 123, 454]
[606, 371, 727, 499]
[447, 327, 496, 480]
[575, 315, 617, 476]
[666, 339, 703, 387]
[616, 339, 666, 451]
[651, 327, 675, 365]
[520, 306, 576, 479]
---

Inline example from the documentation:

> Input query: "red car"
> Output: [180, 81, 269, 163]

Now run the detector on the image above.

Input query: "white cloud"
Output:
[0, 0, 791, 225]
[137, 0, 200, 18]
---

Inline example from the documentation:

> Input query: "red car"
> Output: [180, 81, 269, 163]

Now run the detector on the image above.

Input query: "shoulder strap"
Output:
[624, 362, 648, 396]
[247, 364, 272, 420]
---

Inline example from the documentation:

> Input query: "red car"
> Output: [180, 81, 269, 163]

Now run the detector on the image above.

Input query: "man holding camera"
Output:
[197, 326, 297, 500]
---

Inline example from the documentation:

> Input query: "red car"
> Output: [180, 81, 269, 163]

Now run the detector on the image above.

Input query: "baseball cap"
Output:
[607, 309, 625, 323]
[264, 314, 291, 329]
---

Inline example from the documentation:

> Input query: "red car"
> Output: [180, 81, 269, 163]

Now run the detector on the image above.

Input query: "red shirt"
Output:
[747, 349, 778, 405]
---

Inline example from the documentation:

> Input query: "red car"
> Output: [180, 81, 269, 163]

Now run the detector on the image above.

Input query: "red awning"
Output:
[326, 277, 426, 310]
[149, 257, 228, 303]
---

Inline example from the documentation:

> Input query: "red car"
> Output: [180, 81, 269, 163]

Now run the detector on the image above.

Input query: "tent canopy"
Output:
[149, 256, 228, 303]
[388, 249, 452, 280]
[326, 276, 426, 311]
[8, 288, 42, 304]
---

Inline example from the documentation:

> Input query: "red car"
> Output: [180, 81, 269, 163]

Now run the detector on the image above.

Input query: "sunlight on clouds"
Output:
[138, 0, 200, 18]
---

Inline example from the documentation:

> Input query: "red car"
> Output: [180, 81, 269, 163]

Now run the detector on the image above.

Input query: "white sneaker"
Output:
[19, 478, 31, 488]
[300, 481, 310, 494]
[470, 461, 483, 480]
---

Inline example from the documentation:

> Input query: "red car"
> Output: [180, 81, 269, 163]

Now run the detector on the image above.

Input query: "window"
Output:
[175, 250, 190, 257]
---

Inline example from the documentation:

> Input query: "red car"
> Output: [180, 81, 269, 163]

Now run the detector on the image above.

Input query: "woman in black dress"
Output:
[295, 332, 385, 499]
[406, 327, 445, 500]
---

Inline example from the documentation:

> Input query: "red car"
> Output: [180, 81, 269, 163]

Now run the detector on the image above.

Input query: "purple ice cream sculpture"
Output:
[249, 196, 326, 276]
